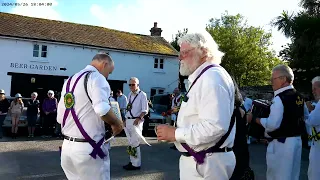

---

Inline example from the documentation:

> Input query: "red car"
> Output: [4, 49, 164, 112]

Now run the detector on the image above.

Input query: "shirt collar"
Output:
[274, 85, 294, 96]
[85, 65, 99, 72]
[188, 62, 213, 83]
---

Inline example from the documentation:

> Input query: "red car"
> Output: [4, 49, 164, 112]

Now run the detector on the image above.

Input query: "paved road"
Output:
[0, 136, 310, 180]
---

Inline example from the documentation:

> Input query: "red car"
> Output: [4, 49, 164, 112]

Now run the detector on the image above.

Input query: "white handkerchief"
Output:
[134, 126, 151, 146]
[125, 119, 151, 146]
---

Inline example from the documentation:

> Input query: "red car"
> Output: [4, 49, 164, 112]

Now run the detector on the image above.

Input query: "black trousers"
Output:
[43, 112, 57, 136]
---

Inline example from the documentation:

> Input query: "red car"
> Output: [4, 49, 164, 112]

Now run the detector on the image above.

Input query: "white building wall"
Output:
[0, 37, 179, 98]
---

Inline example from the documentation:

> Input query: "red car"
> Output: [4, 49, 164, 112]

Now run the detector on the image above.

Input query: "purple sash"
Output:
[62, 71, 106, 159]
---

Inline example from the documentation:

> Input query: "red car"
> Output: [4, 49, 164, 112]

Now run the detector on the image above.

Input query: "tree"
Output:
[272, 0, 320, 92]
[206, 12, 283, 87]
[170, 28, 188, 51]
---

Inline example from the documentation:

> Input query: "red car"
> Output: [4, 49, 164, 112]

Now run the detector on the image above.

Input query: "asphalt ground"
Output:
[0, 136, 310, 180]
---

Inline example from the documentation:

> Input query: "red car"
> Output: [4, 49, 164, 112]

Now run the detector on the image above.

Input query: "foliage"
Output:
[272, 0, 320, 92]
[206, 12, 283, 87]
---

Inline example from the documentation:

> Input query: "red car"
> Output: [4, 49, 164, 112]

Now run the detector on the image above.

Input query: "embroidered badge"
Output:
[296, 96, 303, 106]
[64, 92, 75, 109]
[126, 103, 132, 111]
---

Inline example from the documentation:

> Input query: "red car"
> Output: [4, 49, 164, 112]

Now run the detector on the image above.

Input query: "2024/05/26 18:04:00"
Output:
[1, 2, 52, 6]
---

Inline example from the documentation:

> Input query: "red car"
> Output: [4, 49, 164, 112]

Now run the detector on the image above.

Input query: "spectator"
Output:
[27, 92, 40, 138]
[0, 89, 10, 139]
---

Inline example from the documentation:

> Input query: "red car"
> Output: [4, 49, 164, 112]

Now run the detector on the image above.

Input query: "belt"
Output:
[180, 147, 233, 157]
[64, 135, 89, 142]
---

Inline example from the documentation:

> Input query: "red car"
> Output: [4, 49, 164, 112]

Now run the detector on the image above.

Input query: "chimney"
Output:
[150, 22, 162, 36]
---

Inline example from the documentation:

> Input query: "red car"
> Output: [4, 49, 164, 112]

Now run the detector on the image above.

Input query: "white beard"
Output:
[180, 62, 193, 76]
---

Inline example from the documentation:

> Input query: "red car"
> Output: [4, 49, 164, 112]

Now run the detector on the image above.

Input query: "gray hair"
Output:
[178, 30, 224, 64]
[92, 52, 113, 63]
[31, 92, 38, 96]
[272, 64, 294, 83]
[129, 77, 139, 84]
[312, 76, 320, 86]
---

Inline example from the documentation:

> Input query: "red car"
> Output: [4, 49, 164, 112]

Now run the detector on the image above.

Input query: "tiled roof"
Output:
[0, 12, 179, 56]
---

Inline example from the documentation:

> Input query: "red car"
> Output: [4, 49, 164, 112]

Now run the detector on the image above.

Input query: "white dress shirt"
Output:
[306, 100, 320, 133]
[260, 85, 309, 134]
[174, 62, 235, 152]
[117, 94, 128, 110]
[57, 65, 111, 142]
[125, 90, 149, 118]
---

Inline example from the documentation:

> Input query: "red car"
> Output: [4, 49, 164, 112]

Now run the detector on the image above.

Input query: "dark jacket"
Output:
[27, 99, 40, 116]
[0, 98, 10, 114]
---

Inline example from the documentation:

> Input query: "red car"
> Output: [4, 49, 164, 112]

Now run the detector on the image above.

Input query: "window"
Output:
[41, 45, 47, 57]
[159, 59, 164, 69]
[150, 88, 165, 98]
[33, 44, 48, 58]
[33, 45, 39, 57]
[154, 58, 164, 69]
[158, 89, 164, 94]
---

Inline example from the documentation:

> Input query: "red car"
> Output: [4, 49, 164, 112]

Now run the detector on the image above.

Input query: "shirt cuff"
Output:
[260, 118, 267, 129]
[175, 127, 186, 143]
[94, 102, 111, 117]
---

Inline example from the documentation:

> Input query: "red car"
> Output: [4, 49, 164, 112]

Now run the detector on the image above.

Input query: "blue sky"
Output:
[0, 0, 303, 53]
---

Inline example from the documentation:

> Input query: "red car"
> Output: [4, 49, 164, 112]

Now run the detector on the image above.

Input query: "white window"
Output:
[154, 58, 164, 69]
[33, 44, 48, 58]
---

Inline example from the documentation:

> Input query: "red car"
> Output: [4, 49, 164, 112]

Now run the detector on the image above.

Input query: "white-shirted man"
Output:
[57, 53, 123, 180]
[156, 31, 236, 179]
[123, 77, 148, 170]
[116, 89, 128, 121]
[247, 64, 309, 180]
[305, 76, 320, 180]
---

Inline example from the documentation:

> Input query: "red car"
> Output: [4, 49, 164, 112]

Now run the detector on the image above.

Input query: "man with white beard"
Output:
[156, 31, 236, 180]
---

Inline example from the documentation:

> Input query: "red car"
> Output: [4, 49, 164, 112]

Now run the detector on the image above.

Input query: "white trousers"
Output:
[179, 151, 235, 180]
[308, 140, 320, 180]
[125, 119, 143, 167]
[61, 139, 110, 180]
[266, 137, 302, 180]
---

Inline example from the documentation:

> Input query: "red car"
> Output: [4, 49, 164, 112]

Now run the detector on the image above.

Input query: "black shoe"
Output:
[123, 162, 141, 170]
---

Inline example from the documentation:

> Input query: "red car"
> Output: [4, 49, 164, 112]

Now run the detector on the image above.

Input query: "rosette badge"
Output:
[64, 92, 75, 109]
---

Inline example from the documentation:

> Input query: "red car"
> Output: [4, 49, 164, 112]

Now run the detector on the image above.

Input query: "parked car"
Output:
[2, 97, 40, 128]
[142, 107, 166, 137]
[151, 94, 171, 115]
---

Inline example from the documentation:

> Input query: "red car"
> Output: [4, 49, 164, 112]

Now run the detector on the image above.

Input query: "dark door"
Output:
[108, 80, 126, 100]
[9, 72, 68, 116]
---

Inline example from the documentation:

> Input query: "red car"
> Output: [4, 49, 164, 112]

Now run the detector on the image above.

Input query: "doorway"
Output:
[108, 80, 126, 100]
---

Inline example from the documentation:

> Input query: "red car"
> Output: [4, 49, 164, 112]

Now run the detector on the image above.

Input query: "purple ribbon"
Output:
[62, 71, 106, 159]
[181, 143, 207, 164]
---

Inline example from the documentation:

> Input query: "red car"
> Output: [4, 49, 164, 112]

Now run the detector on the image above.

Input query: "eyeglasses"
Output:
[129, 84, 136, 86]
[271, 76, 284, 82]
[179, 48, 195, 58]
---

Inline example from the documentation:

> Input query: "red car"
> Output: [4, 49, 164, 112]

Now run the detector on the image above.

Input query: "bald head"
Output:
[91, 52, 114, 78]
[92, 52, 113, 63]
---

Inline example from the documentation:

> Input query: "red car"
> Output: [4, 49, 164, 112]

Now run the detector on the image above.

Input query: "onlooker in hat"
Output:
[42, 90, 58, 137]
[27, 92, 40, 138]
[9, 93, 24, 139]
[0, 89, 10, 139]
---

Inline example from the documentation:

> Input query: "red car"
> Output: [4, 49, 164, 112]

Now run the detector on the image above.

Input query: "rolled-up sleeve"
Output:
[175, 80, 233, 146]
[260, 96, 283, 132]
[306, 102, 320, 126]
[140, 92, 148, 114]
[90, 74, 111, 116]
